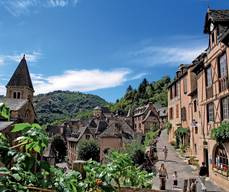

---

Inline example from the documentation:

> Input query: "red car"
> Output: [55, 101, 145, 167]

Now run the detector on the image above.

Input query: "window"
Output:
[181, 107, 186, 121]
[183, 78, 187, 94]
[195, 127, 198, 134]
[219, 53, 227, 78]
[85, 134, 90, 140]
[13, 91, 21, 99]
[214, 144, 228, 172]
[207, 103, 214, 122]
[176, 104, 179, 118]
[194, 144, 197, 155]
[177, 82, 180, 97]
[17, 92, 21, 99]
[169, 107, 173, 120]
[170, 87, 173, 99]
[211, 32, 215, 46]
[206, 67, 212, 87]
[194, 100, 197, 112]
[221, 96, 229, 120]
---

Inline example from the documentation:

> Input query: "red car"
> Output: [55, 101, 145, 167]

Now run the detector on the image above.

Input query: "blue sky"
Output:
[0, 0, 229, 102]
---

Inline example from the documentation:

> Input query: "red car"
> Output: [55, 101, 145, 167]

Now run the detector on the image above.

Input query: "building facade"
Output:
[168, 9, 229, 190]
[133, 103, 160, 134]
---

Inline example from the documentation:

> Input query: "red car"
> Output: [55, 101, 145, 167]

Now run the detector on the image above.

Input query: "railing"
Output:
[206, 86, 213, 99]
[219, 76, 229, 92]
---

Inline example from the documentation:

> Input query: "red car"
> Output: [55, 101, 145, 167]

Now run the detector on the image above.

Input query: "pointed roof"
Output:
[6, 55, 34, 91]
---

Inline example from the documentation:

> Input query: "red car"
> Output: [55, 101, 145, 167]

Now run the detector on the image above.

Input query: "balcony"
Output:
[206, 86, 213, 99]
[219, 76, 229, 92]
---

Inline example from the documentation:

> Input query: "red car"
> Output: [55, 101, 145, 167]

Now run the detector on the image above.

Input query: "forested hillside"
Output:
[111, 76, 171, 112]
[33, 91, 109, 125]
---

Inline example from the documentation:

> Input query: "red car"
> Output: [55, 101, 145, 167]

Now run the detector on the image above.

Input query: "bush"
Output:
[78, 140, 100, 161]
[211, 121, 229, 142]
[165, 121, 172, 134]
[144, 130, 159, 147]
[124, 140, 145, 166]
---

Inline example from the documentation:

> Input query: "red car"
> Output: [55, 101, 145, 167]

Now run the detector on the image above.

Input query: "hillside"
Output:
[33, 90, 109, 125]
[111, 76, 171, 112]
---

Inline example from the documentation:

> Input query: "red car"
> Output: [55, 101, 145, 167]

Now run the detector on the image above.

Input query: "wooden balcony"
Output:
[206, 86, 213, 99]
[219, 76, 229, 92]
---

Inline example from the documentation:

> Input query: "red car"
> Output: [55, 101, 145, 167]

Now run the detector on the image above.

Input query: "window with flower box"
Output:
[213, 144, 228, 176]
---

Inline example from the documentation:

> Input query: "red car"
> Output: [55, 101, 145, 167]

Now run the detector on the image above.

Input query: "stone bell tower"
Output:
[6, 55, 34, 101]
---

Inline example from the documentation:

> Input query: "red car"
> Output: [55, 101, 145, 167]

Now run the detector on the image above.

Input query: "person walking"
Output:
[199, 162, 208, 185]
[162, 146, 168, 161]
[158, 163, 168, 190]
[172, 171, 178, 189]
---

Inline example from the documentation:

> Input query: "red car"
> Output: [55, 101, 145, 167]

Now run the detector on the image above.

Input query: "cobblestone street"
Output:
[151, 130, 225, 192]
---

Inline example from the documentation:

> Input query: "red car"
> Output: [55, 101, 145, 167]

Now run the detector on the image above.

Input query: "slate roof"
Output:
[0, 98, 27, 111]
[204, 10, 229, 33]
[95, 120, 108, 135]
[99, 119, 134, 140]
[6, 56, 34, 91]
[0, 121, 14, 131]
[67, 126, 88, 143]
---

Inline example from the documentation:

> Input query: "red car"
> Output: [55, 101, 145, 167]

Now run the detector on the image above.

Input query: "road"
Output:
[151, 129, 224, 192]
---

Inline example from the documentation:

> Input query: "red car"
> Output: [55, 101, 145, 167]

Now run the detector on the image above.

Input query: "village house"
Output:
[155, 105, 168, 129]
[168, 9, 229, 190]
[99, 119, 134, 162]
[132, 103, 160, 134]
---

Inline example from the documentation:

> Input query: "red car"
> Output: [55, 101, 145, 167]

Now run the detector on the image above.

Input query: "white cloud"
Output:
[0, 51, 41, 65]
[0, 58, 4, 66]
[128, 36, 207, 67]
[31, 68, 132, 94]
[0, 85, 5, 95]
[1, 0, 79, 16]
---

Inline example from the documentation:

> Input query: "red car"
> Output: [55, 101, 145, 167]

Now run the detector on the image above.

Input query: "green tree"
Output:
[51, 135, 67, 162]
[78, 140, 100, 161]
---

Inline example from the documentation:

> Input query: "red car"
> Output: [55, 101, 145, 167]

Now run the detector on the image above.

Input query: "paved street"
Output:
[151, 130, 225, 192]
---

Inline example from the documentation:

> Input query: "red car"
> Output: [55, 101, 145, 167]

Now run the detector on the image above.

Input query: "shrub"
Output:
[165, 121, 172, 134]
[211, 121, 229, 142]
[144, 130, 159, 147]
[124, 140, 145, 165]
[78, 140, 100, 161]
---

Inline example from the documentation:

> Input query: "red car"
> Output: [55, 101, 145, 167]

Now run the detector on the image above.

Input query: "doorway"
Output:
[204, 148, 209, 176]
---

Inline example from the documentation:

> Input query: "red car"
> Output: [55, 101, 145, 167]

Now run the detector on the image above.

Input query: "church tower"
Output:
[6, 55, 34, 101]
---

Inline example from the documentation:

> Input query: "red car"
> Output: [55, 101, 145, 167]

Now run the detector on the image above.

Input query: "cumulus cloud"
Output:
[1, 0, 79, 16]
[31, 68, 132, 94]
[128, 36, 207, 67]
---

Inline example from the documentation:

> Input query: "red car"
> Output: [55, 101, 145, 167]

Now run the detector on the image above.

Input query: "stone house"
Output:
[133, 103, 160, 134]
[67, 126, 95, 166]
[99, 119, 134, 161]
[168, 9, 229, 191]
